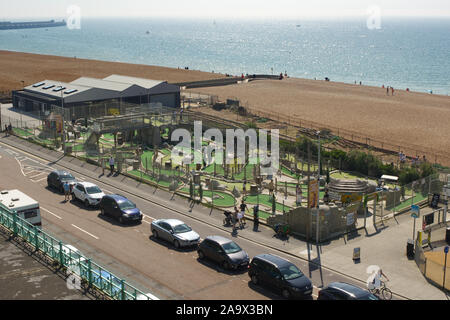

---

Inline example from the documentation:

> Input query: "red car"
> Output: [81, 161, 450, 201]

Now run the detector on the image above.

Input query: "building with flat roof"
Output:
[12, 74, 180, 118]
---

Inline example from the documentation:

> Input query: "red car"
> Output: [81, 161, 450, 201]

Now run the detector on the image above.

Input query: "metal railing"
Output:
[0, 202, 158, 300]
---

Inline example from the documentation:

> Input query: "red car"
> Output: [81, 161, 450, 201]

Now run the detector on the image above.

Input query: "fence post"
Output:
[12, 211, 17, 236]
[34, 227, 39, 250]
[87, 259, 92, 287]
[121, 279, 125, 300]
[59, 241, 64, 265]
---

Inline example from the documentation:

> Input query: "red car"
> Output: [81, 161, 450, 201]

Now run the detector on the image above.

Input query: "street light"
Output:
[61, 89, 66, 154]
[316, 130, 321, 244]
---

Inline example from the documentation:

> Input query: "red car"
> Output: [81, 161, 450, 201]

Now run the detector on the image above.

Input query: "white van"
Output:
[0, 190, 42, 228]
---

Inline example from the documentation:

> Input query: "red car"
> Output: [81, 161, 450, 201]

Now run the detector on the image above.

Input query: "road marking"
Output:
[32, 177, 47, 183]
[29, 172, 46, 179]
[142, 220, 150, 224]
[71, 224, 99, 240]
[40, 207, 62, 220]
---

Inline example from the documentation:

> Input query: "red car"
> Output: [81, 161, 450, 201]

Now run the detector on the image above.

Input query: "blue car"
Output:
[99, 194, 143, 224]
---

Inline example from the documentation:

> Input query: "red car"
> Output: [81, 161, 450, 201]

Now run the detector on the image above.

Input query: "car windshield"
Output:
[173, 224, 192, 234]
[86, 186, 102, 194]
[280, 265, 304, 280]
[118, 200, 136, 210]
[222, 241, 242, 254]
[60, 174, 74, 180]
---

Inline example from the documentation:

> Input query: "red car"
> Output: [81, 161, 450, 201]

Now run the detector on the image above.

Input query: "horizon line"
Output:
[2, 14, 450, 21]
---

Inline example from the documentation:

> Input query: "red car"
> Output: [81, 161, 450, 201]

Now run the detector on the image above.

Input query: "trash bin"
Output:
[446, 227, 450, 245]
[407, 239, 415, 260]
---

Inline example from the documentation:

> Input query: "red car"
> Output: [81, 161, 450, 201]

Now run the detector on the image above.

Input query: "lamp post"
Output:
[316, 130, 321, 244]
[61, 90, 66, 154]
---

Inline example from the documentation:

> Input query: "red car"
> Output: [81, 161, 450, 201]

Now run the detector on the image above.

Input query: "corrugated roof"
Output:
[70, 77, 133, 92]
[103, 74, 164, 90]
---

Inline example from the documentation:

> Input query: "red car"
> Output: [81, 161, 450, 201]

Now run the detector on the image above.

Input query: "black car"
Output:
[47, 170, 77, 193]
[318, 282, 379, 300]
[99, 194, 142, 224]
[248, 254, 312, 299]
[197, 236, 249, 270]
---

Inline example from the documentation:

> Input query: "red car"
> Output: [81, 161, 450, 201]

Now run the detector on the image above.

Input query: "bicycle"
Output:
[369, 280, 392, 300]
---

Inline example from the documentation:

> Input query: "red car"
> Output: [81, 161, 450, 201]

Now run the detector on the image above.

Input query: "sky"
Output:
[1, 0, 450, 19]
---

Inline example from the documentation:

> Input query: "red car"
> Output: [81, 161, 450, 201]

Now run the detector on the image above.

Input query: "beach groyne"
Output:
[0, 20, 66, 30]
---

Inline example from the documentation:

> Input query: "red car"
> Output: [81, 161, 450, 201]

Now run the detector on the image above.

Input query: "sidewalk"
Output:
[1, 134, 449, 300]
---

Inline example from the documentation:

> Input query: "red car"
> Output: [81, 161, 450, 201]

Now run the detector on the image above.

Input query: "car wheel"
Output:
[84, 199, 90, 208]
[282, 288, 291, 299]
[100, 208, 105, 216]
[72, 194, 76, 201]
[251, 275, 259, 285]
[119, 216, 124, 224]
[174, 240, 181, 249]
[60, 186, 64, 194]
[222, 261, 230, 270]
[152, 229, 158, 239]
[198, 250, 205, 260]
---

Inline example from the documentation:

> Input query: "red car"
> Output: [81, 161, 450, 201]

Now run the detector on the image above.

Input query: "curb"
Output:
[0, 136, 413, 300]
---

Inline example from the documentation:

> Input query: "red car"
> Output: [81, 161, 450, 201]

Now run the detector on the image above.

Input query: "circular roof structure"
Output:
[328, 179, 373, 194]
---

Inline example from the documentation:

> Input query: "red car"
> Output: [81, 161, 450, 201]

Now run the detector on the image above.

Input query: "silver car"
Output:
[151, 219, 200, 248]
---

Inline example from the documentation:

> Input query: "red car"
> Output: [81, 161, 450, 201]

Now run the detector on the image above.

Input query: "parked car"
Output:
[197, 236, 249, 270]
[72, 182, 105, 207]
[151, 219, 200, 248]
[99, 194, 142, 224]
[47, 170, 77, 193]
[318, 282, 379, 300]
[248, 254, 313, 299]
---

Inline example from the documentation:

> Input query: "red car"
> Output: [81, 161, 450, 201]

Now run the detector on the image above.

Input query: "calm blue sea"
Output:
[1, 17, 449, 94]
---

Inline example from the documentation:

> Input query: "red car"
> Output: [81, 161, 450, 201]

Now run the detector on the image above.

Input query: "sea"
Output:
[1, 17, 449, 95]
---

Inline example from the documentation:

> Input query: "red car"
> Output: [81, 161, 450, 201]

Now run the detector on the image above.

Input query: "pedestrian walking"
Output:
[232, 206, 239, 232]
[63, 181, 70, 202]
[242, 181, 247, 196]
[253, 205, 259, 232]
[386, 86, 390, 95]
[239, 201, 248, 229]
[109, 156, 115, 174]
[101, 157, 106, 175]
[8, 123, 12, 135]
[268, 179, 275, 196]
[391, 87, 395, 96]
[4, 124, 8, 136]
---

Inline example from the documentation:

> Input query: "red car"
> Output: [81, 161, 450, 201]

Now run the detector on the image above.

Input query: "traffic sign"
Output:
[411, 205, 420, 219]
[445, 246, 449, 254]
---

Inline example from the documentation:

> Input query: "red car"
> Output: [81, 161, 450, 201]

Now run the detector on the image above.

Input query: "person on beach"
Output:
[387, 86, 390, 95]
[391, 87, 395, 96]
[109, 156, 115, 174]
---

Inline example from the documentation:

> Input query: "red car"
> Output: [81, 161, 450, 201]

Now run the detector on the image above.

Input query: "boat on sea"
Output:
[0, 20, 66, 30]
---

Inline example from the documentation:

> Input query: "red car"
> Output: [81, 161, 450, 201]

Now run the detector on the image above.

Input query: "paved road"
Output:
[0, 140, 394, 300]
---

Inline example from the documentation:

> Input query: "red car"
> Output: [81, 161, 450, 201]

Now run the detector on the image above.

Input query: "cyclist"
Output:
[368, 267, 389, 291]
